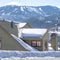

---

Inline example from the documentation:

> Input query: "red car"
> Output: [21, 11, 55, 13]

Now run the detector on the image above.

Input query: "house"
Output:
[0, 20, 27, 51]
[0, 20, 18, 36]
[0, 20, 49, 51]
[49, 26, 59, 51]
[20, 29, 49, 51]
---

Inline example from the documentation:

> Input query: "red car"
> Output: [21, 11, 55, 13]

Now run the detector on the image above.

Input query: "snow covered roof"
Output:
[21, 29, 47, 38]
[49, 31, 60, 36]
[17, 23, 27, 28]
[49, 26, 60, 35]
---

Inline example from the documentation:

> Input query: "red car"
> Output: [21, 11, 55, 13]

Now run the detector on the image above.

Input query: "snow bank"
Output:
[48, 43, 54, 51]
[1, 57, 60, 60]
[0, 51, 60, 58]
[48, 47, 54, 51]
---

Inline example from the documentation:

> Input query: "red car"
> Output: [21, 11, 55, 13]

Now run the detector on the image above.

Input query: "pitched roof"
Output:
[18, 23, 27, 28]
[20, 29, 47, 38]
[16, 22, 31, 28]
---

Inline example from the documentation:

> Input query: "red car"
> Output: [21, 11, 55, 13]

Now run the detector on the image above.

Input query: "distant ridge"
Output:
[0, 5, 60, 28]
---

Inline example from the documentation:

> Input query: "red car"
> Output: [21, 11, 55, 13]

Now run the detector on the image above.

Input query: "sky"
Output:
[0, 0, 60, 8]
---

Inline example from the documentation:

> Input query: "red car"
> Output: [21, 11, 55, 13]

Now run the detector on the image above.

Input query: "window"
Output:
[31, 40, 41, 47]
[31, 41, 37, 47]
[37, 41, 41, 46]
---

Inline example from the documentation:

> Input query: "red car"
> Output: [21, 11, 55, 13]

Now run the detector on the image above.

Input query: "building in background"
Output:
[20, 29, 49, 51]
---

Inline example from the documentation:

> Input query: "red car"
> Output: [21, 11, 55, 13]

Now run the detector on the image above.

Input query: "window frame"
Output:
[31, 40, 37, 47]
[31, 40, 41, 47]
[36, 41, 41, 47]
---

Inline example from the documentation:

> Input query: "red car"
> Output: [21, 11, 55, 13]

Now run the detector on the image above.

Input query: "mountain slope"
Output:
[0, 5, 60, 28]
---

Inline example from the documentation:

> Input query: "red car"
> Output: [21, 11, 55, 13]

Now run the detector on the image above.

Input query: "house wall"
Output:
[0, 21, 18, 36]
[21, 30, 49, 51]
[51, 33, 58, 51]
[0, 25, 27, 51]
[42, 31, 49, 51]
[20, 29, 48, 51]
[21, 38, 43, 51]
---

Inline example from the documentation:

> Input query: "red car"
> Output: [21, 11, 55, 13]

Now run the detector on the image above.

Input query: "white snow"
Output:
[49, 26, 60, 35]
[49, 31, 60, 35]
[48, 43, 54, 51]
[17, 23, 27, 37]
[17, 23, 27, 28]
[21, 7, 24, 11]
[58, 47, 60, 51]
[0, 50, 60, 58]
[27, 7, 39, 13]
[58, 27, 60, 29]
[1, 57, 59, 60]
[20, 29, 47, 38]
[12, 8, 18, 13]
[48, 47, 54, 51]
[45, 21, 52, 23]
[39, 8, 42, 11]
[2, 12, 5, 15]
[2, 12, 11, 16]
[14, 8, 18, 11]
[48, 43, 51, 46]
[11, 34, 38, 51]
[39, 8, 46, 15]
[6, 12, 11, 15]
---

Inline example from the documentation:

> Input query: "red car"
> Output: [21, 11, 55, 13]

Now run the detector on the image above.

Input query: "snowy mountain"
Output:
[0, 5, 60, 28]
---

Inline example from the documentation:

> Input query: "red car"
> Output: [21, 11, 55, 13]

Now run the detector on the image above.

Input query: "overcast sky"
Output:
[0, 0, 60, 8]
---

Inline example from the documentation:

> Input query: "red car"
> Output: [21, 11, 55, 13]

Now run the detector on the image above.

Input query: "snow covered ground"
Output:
[0, 51, 60, 60]
[1, 43, 59, 59]
[1, 57, 60, 60]
[0, 50, 60, 59]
